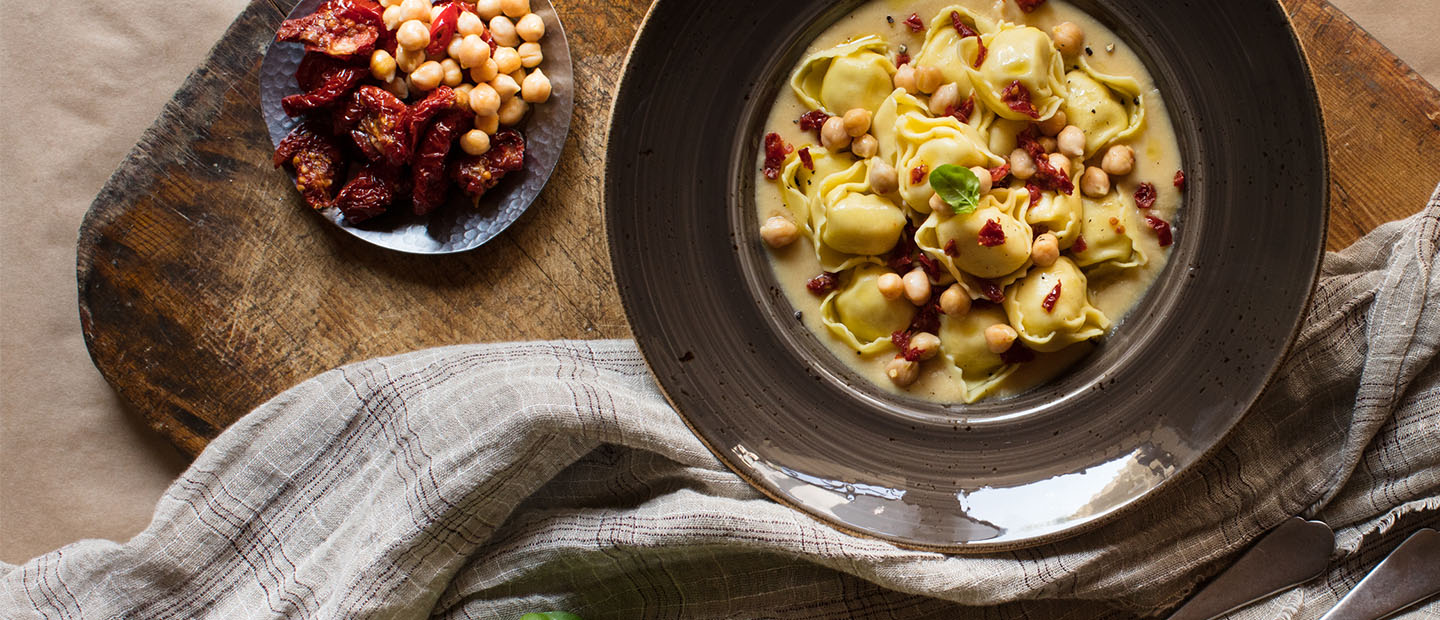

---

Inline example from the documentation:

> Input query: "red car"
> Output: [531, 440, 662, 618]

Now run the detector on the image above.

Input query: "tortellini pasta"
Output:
[758, 0, 1178, 403]
[790, 36, 897, 115]
[1003, 257, 1110, 352]
[966, 25, 1068, 121]
[822, 264, 917, 353]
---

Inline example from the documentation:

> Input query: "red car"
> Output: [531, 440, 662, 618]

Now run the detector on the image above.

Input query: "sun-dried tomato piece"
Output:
[1072, 234, 1088, 253]
[1018, 128, 1073, 195]
[798, 110, 830, 139]
[806, 272, 839, 296]
[891, 330, 912, 352]
[1032, 224, 1049, 236]
[945, 96, 976, 124]
[451, 128, 526, 202]
[904, 13, 924, 32]
[905, 295, 942, 337]
[950, 11, 978, 38]
[1174, 170, 1186, 190]
[943, 239, 959, 256]
[762, 132, 793, 180]
[405, 86, 457, 153]
[896, 51, 911, 66]
[1134, 182, 1158, 209]
[348, 85, 410, 167]
[978, 279, 1005, 303]
[282, 54, 364, 117]
[1000, 343, 1035, 364]
[973, 38, 989, 68]
[410, 110, 470, 215]
[797, 147, 817, 171]
[333, 162, 403, 222]
[916, 253, 941, 279]
[1013, 0, 1047, 13]
[989, 163, 1011, 186]
[886, 223, 919, 273]
[273, 120, 346, 210]
[479, 28, 498, 54]
[276, 0, 384, 59]
[1024, 181, 1043, 207]
[1042, 282, 1062, 313]
[426, 2, 461, 57]
[910, 164, 928, 185]
[1001, 80, 1040, 118]
[977, 219, 1006, 247]
[1145, 215, 1174, 247]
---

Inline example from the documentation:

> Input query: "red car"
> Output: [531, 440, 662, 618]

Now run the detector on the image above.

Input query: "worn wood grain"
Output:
[77, 0, 1440, 457]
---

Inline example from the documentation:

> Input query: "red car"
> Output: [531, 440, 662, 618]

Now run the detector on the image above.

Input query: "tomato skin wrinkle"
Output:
[410, 110, 469, 216]
[276, 0, 384, 59]
[273, 120, 346, 211]
[282, 54, 364, 117]
[977, 219, 1006, 247]
[451, 128, 526, 202]
[1001, 80, 1040, 119]
[1134, 182, 1158, 209]
[1145, 215, 1174, 247]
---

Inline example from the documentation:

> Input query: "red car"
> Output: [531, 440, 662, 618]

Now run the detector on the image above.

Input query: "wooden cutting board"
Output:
[77, 0, 1440, 457]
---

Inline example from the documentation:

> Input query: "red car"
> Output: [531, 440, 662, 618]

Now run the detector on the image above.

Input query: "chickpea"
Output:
[475, 0, 502, 19]
[928, 82, 959, 116]
[851, 134, 878, 159]
[1031, 232, 1060, 267]
[452, 84, 471, 110]
[398, 0, 431, 23]
[877, 272, 905, 300]
[928, 192, 947, 213]
[440, 58, 464, 87]
[521, 68, 552, 103]
[1048, 152, 1072, 176]
[885, 357, 920, 387]
[1010, 148, 1037, 180]
[457, 11, 485, 36]
[1039, 136, 1058, 153]
[1101, 144, 1135, 176]
[893, 64, 918, 94]
[970, 166, 992, 194]
[395, 46, 426, 73]
[409, 60, 445, 91]
[908, 333, 942, 361]
[1038, 110, 1067, 136]
[458, 129, 492, 156]
[498, 96, 529, 125]
[868, 160, 899, 194]
[516, 13, 546, 41]
[517, 41, 544, 68]
[489, 16, 520, 47]
[453, 35, 487, 68]
[914, 65, 944, 94]
[842, 108, 872, 138]
[383, 5, 404, 30]
[447, 34, 465, 59]
[466, 83, 500, 115]
[474, 113, 500, 134]
[903, 269, 931, 306]
[939, 284, 970, 316]
[470, 58, 500, 83]
[370, 49, 397, 82]
[985, 324, 1018, 354]
[820, 116, 851, 151]
[1052, 22, 1085, 57]
[381, 76, 409, 99]
[509, 67, 527, 84]
[430, 4, 447, 21]
[501, 0, 529, 18]
[760, 216, 800, 248]
[490, 73, 521, 99]
[493, 46, 522, 74]
[1057, 125, 1086, 157]
[1081, 166, 1111, 197]
[397, 19, 431, 51]
[379, 0, 400, 7]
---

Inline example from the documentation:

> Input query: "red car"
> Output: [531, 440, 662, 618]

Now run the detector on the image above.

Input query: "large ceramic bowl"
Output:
[605, 0, 1327, 551]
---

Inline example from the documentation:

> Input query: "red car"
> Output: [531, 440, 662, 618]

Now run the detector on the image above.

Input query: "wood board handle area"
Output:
[76, 0, 1440, 457]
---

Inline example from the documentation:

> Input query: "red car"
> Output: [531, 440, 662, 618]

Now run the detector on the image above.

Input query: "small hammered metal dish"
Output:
[606, 0, 1327, 552]
[259, 0, 572, 254]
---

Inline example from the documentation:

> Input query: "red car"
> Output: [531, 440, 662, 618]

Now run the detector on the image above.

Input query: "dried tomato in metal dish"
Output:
[405, 85, 457, 153]
[1145, 215, 1174, 247]
[762, 132, 792, 180]
[282, 53, 364, 117]
[903, 13, 925, 32]
[273, 120, 346, 211]
[1013, 0, 1047, 13]
[347, 85, 410, 167]
[1134, 182, 1158, 209]
[334, 163, 403, 222]
[977, 219, 1006, 247]
[806, 272, 839, 296]
[1000, 80, 1040, 118]
[410, 110, 470, 215]
[451, 128, 527, 202]
[275, 0, 384, 59]
[1041, 282, 1062, 313]
[426, 2, 461, 57]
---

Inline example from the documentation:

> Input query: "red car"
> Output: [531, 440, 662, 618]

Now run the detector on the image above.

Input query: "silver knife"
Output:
[1166, 517, 1335, 620]
[1318, 528, 1440, 620]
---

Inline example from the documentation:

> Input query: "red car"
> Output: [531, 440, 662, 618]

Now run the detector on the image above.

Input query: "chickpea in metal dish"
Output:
[272, 0, 555, 222]
[757, 0, 1182, 403]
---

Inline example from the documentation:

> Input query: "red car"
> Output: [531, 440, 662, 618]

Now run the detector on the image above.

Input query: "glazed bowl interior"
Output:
[606, 0, 1326, 550]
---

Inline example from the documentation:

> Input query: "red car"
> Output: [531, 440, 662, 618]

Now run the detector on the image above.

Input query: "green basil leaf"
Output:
[929, 164, 980, 215]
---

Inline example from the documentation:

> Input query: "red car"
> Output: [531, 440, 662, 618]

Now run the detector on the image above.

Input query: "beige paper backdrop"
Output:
[1, 0, 1437, 564]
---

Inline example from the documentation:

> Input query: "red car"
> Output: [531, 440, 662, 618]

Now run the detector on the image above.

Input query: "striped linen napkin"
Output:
[3, 188, 1437, 619]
